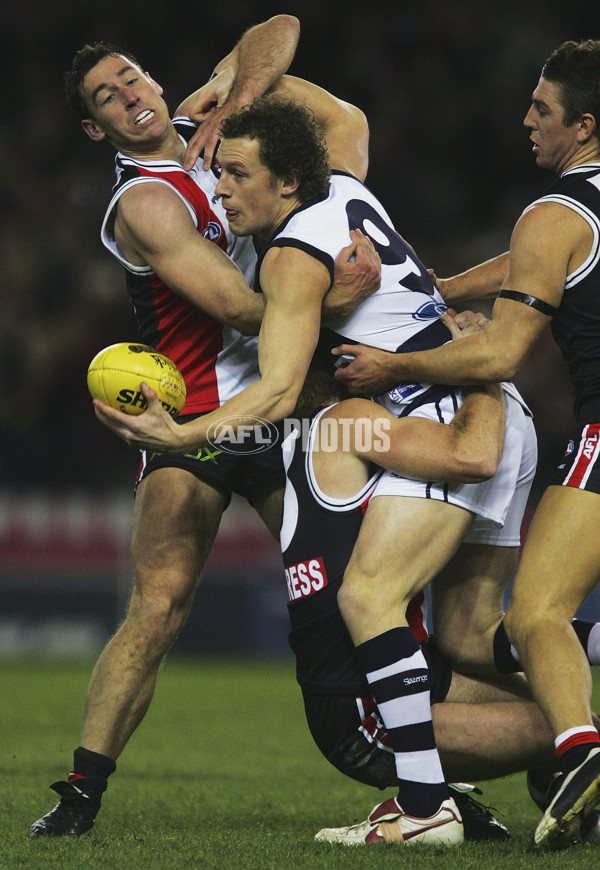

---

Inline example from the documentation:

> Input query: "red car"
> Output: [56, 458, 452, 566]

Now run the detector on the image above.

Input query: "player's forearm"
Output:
[391, 329, 517, 386]
[177, 387, 295, 452]
[447, 385, 505, 481]
[229, 15, 300, 106]
[439, 253, 509, 305]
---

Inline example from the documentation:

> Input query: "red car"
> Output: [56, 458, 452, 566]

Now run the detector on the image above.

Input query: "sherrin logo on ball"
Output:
[87, 343, 186, 417]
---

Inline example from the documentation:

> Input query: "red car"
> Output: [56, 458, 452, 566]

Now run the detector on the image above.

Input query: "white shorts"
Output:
[372, 383, 538, 547]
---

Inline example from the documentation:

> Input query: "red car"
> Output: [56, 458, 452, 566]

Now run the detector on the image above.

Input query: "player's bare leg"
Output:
[430, 542, 518, 675]
[80, 468, 227, 756]
[327, 496, 473, 846]
[434, 671, 555, 781]
[250, 479, 284, 539]
[29, 468, 227, 837]
[339, 497, 473, 643]
[504, 485, 600, 848]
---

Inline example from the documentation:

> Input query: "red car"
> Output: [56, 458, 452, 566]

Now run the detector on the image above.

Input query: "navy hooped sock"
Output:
[357, 626, 449, 819]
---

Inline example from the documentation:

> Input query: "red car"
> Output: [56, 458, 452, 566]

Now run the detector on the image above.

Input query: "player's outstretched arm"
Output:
[435, 252, 510, 305]
[179, 15, 300, 170]
[94, 246, 330, 454]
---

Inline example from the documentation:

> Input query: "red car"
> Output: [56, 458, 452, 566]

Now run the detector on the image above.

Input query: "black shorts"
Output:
[288, 576, 453, 790]
[549, 422, 600, 494]
[136, 413, 285, 506]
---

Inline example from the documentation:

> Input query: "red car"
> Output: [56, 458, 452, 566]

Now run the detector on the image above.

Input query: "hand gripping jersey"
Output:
[100, 117, 260, 415]
[525, 162, 600, 423]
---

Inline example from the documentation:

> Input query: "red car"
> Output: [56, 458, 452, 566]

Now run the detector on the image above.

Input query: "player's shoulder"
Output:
[118, 177, 185, 211]
[516, 197, 585, 240]
[115, 179, 192, 240]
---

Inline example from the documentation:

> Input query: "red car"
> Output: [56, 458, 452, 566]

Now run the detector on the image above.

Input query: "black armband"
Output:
[498, 289, 558, 317]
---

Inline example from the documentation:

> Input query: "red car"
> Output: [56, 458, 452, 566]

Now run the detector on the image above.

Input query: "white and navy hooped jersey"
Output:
[256, 170, 449, 414]
[280, 408, 429, 642]
[525, 162, 600, 423]
[100, 117, 259, 415]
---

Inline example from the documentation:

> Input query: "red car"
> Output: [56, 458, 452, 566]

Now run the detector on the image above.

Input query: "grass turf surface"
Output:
[3, 657, 600, 869]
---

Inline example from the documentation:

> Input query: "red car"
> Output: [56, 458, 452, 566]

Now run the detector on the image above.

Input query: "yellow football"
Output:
[87, 343, 187, 417]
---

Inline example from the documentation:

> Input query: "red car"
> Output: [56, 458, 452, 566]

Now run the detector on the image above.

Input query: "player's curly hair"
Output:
[542, 39, 600, 132]
[220, 95, 331, 203]
[64, 41, 141, 119]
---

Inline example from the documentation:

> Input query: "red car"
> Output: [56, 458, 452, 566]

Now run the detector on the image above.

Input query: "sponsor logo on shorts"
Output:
[387, 384, 422, 404]
[583, 432, 599, 459]
[285, 556, 327, 600]
[206, 416, 280, 454]
[183, 446, 223, 464]
[565, 439, 575, 456]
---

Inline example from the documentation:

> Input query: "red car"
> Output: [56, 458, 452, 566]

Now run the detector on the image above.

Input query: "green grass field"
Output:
[3, 656, 600, 869]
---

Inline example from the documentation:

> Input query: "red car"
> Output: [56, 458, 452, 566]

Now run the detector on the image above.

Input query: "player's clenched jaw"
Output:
[80, 54, 172, 154]
[214, 136, 300, 240]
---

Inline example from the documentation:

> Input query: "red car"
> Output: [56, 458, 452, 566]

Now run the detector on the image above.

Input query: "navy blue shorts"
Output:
[550, 422, 600, 494]
[135, 413, 285, 506]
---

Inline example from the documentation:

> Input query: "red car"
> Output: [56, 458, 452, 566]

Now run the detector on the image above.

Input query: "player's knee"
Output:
[435, 616, 503, 675]
[311, 728, 394, 790]
[126, 585, 192, 647]
[505, 595, 555, 639]
[336, 573, 363, 621]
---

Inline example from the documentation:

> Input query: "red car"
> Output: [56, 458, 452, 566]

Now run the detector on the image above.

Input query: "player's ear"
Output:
[281, 174, 300, 197]
[578, 112, 597, 143]
[82, 118, 107, 142]
[146, 73, 163, 96]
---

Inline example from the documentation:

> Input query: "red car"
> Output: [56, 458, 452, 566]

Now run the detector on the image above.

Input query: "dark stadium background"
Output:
[2, 0, 599, 657]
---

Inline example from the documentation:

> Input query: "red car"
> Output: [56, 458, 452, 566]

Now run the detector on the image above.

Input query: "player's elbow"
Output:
[468, 453, 501, 482]
[260, 376, 302, 421]
[275, 389, 301, 420]
[470, 452, 501, 482]
[276, 14, 301, 35]
[486, 340, 525, 382]
[221, 298, 262, 335]
[452, 445, 501, 483]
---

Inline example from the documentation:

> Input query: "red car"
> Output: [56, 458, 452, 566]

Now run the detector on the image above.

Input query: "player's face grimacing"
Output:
[80, 54, 170, 152]
[215, 136, 298, 239]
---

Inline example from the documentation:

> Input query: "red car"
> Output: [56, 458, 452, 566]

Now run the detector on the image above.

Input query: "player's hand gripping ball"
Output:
[87, 343, 187, 418]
